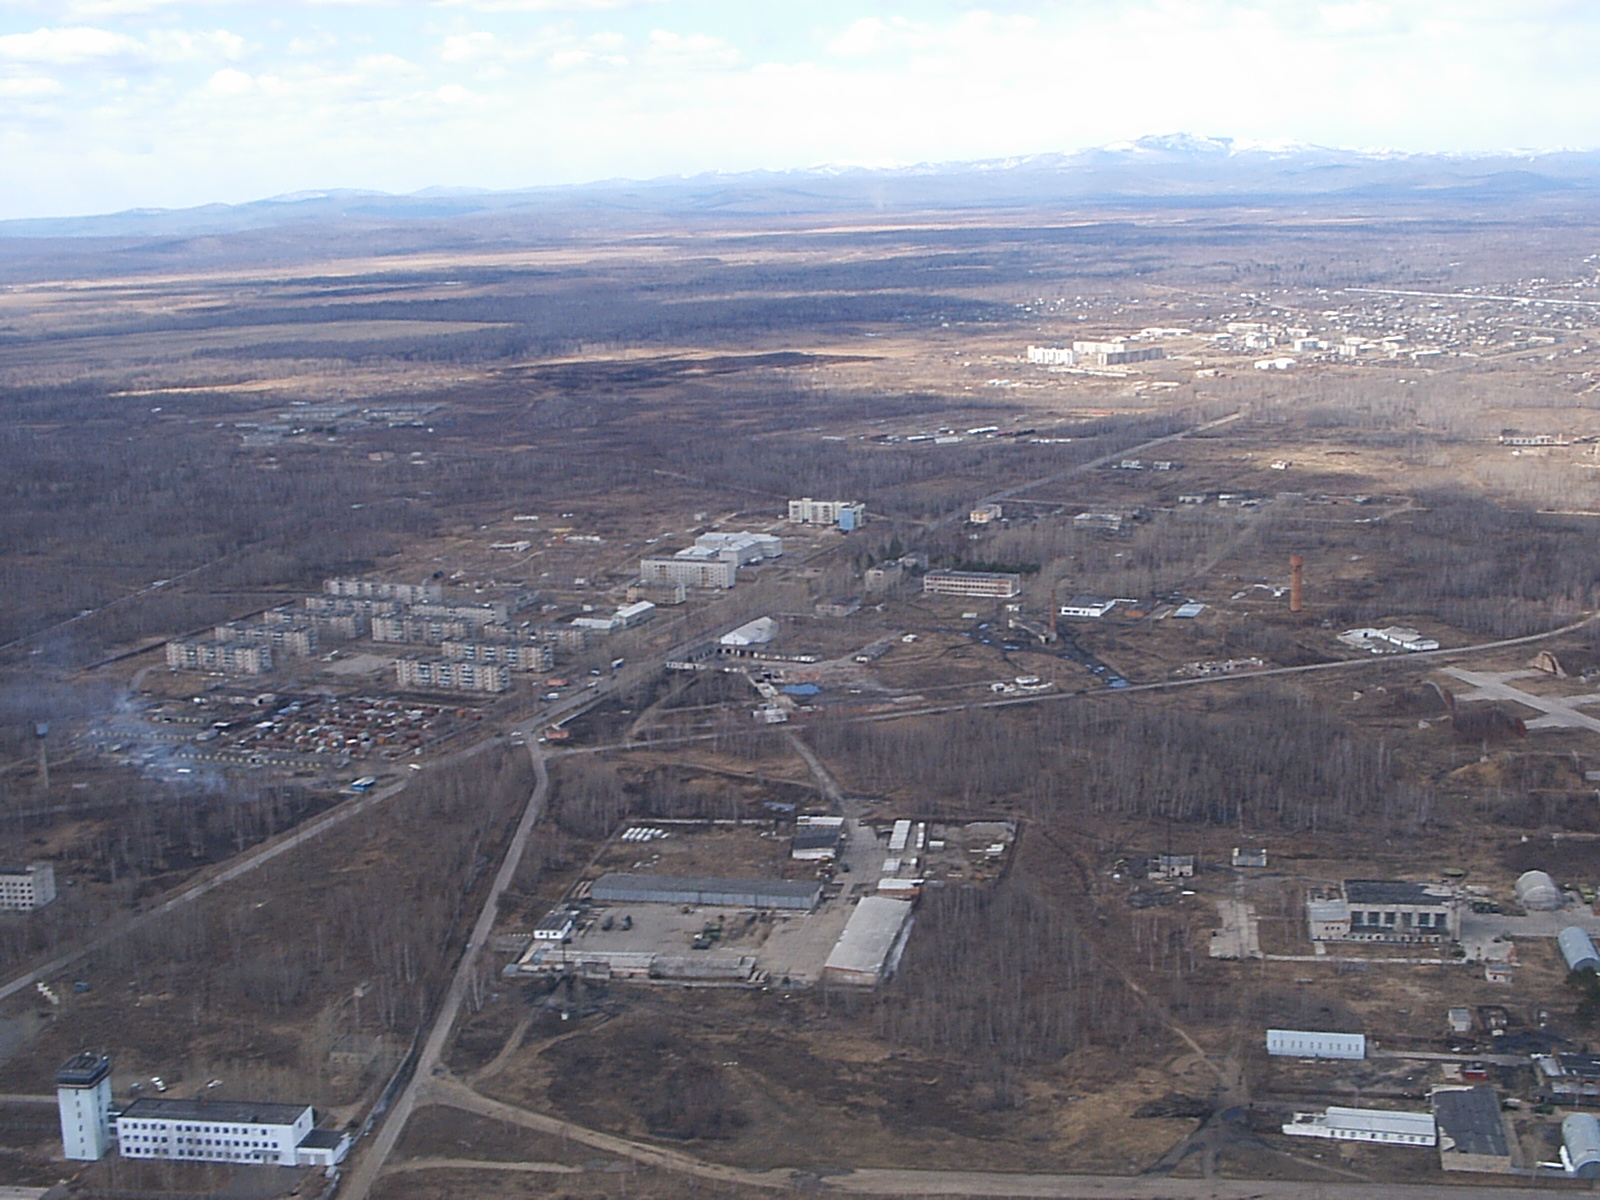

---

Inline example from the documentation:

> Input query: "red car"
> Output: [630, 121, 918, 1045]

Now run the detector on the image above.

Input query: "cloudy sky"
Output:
[0, 0, 1596, 220]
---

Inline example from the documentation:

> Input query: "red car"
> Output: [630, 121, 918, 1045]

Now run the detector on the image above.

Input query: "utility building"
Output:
[1306, 880, 1460, 943]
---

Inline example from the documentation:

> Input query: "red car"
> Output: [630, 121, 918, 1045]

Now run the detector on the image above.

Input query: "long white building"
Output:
[323, 579, 442, 603]
[1283, 1106, 1436, 1146]
[640, 531, 783, 590]
[922, 570, 1022, 599]
[116, 1097, 348, 1167]
[394, 658, 510, 693]
[165, 640, 272, 675]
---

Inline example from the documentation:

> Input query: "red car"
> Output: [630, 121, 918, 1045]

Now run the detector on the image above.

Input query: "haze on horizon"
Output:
[0, 0, 1597, 223]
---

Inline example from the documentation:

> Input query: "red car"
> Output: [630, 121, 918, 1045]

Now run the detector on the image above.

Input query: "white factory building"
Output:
[1282, 1106, 1436, 1146]
[0, 862, 56, 911]
[1072, 340, 1165, 366]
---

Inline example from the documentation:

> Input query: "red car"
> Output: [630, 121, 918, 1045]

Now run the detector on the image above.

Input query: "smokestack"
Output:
[1290, 555, 1304, 613]
[34, 723, 48, 796]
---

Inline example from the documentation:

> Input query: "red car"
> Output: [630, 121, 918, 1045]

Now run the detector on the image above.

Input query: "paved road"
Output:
[338, 749, 551, 1200]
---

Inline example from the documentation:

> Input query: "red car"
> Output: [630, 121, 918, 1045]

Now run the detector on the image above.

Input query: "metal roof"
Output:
[120, 1097, 311, 1126]
[1321, 1106, 1435, 1137]
[824, 896, 913, 982]
[1432, 1087, 1509, 1158]
[590, 872, 821, 909]
[1344, 879, 1452, 905]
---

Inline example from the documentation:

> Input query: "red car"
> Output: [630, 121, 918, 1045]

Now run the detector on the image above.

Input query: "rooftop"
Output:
[56, 1052, 111, 1088]
[1432, 1087, 1509, 1158]
[1344, 879, 1453, 906]
[119, 1097, 311, 1126]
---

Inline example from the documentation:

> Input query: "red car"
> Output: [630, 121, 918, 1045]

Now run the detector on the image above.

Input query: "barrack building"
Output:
[921, 570, 1023, 599]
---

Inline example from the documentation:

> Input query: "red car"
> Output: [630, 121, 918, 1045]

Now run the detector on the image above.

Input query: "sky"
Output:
[0, 0, 1598, 221]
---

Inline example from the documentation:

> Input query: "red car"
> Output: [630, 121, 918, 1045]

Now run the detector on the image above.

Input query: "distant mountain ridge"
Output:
[6, 135, 1598, 239]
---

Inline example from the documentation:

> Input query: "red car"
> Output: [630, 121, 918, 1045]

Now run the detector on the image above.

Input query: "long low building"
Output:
[590, 872, 822, 911]
[922, 569, 1022, 599]
[822, 896, 914, 987]
[1432, 1086, 1513, 1173]
[116, 1097, 349, 1168]
[1266, 1029, 1366, 1060]
[1282, 1106, 1435, 1146]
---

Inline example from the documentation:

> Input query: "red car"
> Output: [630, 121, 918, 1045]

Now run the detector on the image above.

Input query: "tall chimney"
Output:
[1290, 555, 1304, 614]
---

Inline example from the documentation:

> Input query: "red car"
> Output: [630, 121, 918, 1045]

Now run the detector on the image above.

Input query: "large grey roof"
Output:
[591, 872, 821, 908]
[1344, 879, 1451, 905]
[119, 1097, 310, 1126]
[825, 896, 913, 981]
[1432, 1087, 1509, 1158]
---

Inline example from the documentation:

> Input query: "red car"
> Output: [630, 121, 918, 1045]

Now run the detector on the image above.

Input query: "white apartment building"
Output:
[1073, 340, 1165, 366]
[371, 615, 474, 644]
[406, 601, 510, 626]
[165, 640, 272, 676]
[0, 862, 55, 911]
[440, 641, 553, 671]
[788, 498, 866, 529]
[394, 659, 511, 693]
[213, 622, 317, 658]
[922, 570, 1022, 599]
[640, 556, 736, 589]
[322, 579, 442, 603]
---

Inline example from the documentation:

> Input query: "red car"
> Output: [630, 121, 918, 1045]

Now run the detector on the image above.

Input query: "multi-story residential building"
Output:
[165, 640, 272, 675]
[406, 601, 509, 626]
[788, 499, 866, 530]
[213, 622, 317, 657]
[440, 641, 553, 671]
[640, 555, 737, 590]
[322, 579, 442, 603]
[371, 615, 475, 644]
[303, 595, 402, 618]
[394, 659, 511, 693]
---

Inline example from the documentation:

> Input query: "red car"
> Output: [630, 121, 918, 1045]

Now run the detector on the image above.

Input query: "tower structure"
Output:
[57, 1052, 113, 1160]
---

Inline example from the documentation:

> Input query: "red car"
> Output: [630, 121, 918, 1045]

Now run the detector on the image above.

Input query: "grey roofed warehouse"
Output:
[590, 872, 822, 910]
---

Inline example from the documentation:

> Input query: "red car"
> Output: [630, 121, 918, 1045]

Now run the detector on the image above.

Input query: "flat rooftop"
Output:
[1431, 1087, 1509, 1158]
[1344, 879, 1453, 906]
[119, 1097, 311, 1126]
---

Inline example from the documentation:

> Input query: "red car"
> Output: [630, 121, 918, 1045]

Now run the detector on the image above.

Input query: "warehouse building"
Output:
[1281, 1106, 1436, 1146]
[921, 570, 1022, 599]
[1564, 1114, 1600, 1178]
[394, 658, 510, 694]
[1561, 927, 1600, 973]
[1306, 879, 1460, 943]
[822, 896, 914, 987]
[0, 862, 56, 911]
[590, 873, 822, 911]
[1432, 1086, 1513, 1173]
[789, 498, 866, 531]
[693, 531, 784, 563]
[1266, 1029, 1366, 1060]
[1059, 595, 1118, 619]
[165, 639, 272, 676]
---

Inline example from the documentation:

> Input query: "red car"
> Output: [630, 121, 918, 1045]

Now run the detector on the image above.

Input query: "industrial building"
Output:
[117, 1098, 348, 1167]
[922, 570, 1022, 599]
[590, 872, 822, 911]
[822, 896, 914, 986]
[57, 1053, 113, 1161]
[1306, 879, 1461, 943]
[323, 578, 441, 603]
[1432, 1086, 1513, 1173]
[720, 616, 778, 648]
[165, 639, 272, 676]
[1059, 595, 1118, 619]
[440, 641, 553, 671]
[1535, 1053, 1600, 1102]
[1026, 345, 1075, 366]
[1266, 1029, 1366, 1060]
[0, 862, 56, 911]
[791, 817, 846, 861]
[1281, 1106, 1436, 1146]
[214, 621, 317, 657]
[394, 658, 510, 694]
[789, 498, 866, 530]
[696, 531, 784, 564]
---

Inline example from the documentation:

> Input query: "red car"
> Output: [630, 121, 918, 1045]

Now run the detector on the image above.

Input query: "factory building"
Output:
[117, 1097, 349, 1167]
[822, 896, 914, 987]
[1266, 1029, 1366, 1060]
[323, 579, 442, 603]
[214, 622, 317, 658]
[1306, 880, 1460, 943]
[791, 818, 846, 861]
[590, 872, 822, 911]
[789, 498, 866, 531]
[394, 659, 510, 694]
[1026, 345, 1075, 366]
[165, 639, 272, 676]
[440, 641, 553, 672]
[56, 1053, 113, 1161]
[1432, 1086, 1513, 1173]
[1281, 1106, 1436, 1146]
[372, 615, 476, 644]
[0, 862, 56, 911]
[921, 570, 1022, 599]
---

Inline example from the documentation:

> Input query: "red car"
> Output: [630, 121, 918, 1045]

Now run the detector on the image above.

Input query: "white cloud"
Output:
[0, 25, 139, 63]
[205, 64, 248, 92]
[0, 73, 64, 95]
